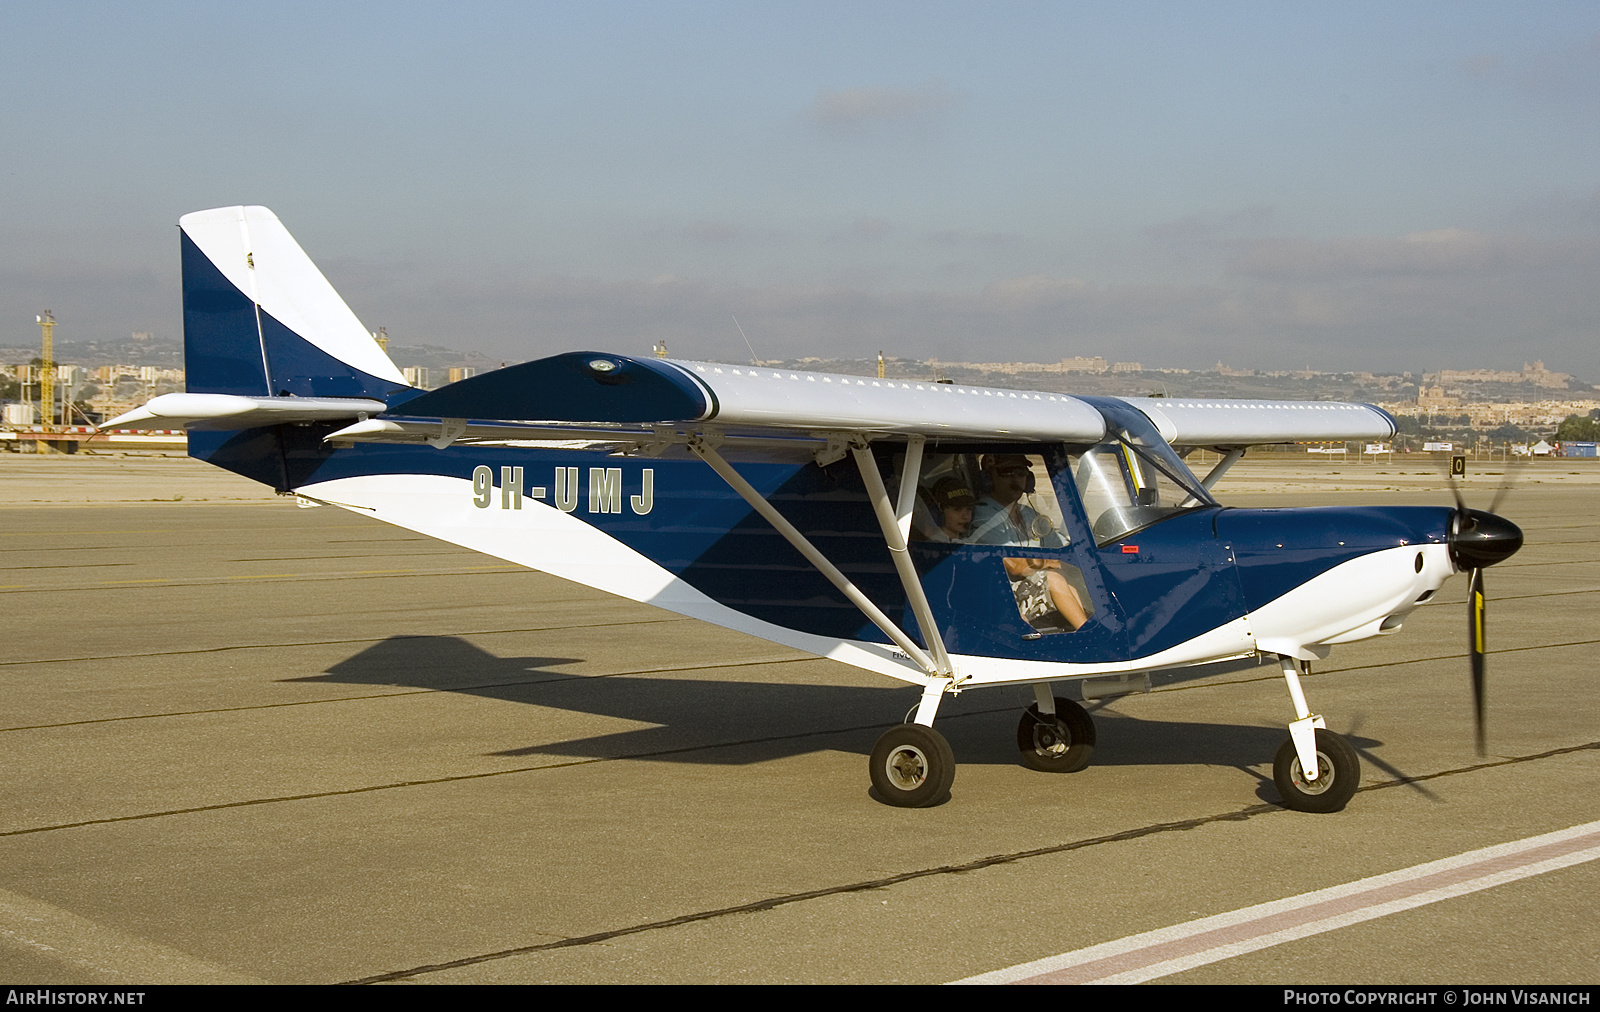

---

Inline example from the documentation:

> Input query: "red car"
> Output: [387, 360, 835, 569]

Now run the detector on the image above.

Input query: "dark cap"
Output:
[930, 476, 979, 509]
[981, 453, 1031, 472]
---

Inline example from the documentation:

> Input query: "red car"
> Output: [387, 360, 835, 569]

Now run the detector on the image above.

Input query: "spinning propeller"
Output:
[1445, 471, 1524, 755]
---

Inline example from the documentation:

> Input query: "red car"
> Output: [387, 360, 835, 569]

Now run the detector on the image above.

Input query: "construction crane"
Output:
[36, 311, 55, 428]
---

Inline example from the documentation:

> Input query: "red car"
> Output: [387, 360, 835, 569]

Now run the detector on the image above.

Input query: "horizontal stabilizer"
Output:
[101, 393, 386, 431]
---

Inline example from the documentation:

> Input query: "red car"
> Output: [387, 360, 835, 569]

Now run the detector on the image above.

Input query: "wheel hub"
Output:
[1031, 719, 1068, 757]
[886, 746, 929, 790]
[1291, 752, 1335, 795]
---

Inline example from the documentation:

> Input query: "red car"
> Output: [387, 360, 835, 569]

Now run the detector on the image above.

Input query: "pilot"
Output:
[970, 454, 1089, 631]
[970, 454, 1066, 549]
[926, 476, 978, 542]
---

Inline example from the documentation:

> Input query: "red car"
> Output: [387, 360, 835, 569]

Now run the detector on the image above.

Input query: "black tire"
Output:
[1016, 697, 1096, 773]
[1273, 729, 1360, 813]
[869, 724, 955, 808]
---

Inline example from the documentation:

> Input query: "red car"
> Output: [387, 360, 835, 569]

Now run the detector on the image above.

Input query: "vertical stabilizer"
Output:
[180, 206, 408, 399]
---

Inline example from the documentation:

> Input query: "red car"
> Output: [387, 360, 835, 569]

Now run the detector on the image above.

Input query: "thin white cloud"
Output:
[982, 274, 1095, 306]
[643, 220, 787, 245]
[1232, 229, 1503, 279]
[926, 228, 1020, 247]
[354, 250, 1599, 378]
[683, 220, 744, 243]
[1461, 34, 1600, 105]
[832, 216, 892, 241]
[1146, 205, 1276, 245]
[804, 81, 958, 132]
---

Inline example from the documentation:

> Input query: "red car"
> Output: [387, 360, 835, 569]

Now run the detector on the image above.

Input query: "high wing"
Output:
[329, 354, 1396, 452]
[1124, 396, 1396, 448]
[108, 348, 1397, 457]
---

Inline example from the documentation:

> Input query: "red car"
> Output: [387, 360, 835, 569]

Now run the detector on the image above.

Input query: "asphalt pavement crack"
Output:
[339, 738, 1600, 984]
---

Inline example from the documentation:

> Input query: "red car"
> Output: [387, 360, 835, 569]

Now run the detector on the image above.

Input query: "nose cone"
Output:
[1450, 509, 1523, 570]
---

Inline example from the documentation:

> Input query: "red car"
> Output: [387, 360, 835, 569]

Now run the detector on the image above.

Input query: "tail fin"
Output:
[180, 206, 408, 400]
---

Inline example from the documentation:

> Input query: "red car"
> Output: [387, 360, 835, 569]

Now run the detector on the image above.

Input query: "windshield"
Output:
[1071, 398, 1215, 544]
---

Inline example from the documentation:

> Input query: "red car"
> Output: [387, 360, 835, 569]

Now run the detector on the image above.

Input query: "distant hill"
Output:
[0, 334, 186, 368]
[0, 336, 504, 376]
[3, 338, 1590, 402]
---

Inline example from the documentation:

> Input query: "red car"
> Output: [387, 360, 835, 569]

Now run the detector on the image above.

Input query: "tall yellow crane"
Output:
[36, 311, 55, 428]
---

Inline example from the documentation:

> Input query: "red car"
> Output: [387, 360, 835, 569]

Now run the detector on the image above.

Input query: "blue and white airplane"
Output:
[108, 206, 1523, 811]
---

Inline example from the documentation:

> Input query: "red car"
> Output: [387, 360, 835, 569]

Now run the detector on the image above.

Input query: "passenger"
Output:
[970, 453, 1090, 631]
[926, 476, 979, 542]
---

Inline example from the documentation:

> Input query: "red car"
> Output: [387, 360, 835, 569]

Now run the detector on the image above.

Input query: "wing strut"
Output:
[850, 437, 953, 677]
[689, 435, 944, 677]
[1199, 447, 1245, 490]
[1179, 446, 1246, 508]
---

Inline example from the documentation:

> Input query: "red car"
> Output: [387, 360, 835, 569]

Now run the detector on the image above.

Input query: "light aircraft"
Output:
[107, 206, 1523, 811]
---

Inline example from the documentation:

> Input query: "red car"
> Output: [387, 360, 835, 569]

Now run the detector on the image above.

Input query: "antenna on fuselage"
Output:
[731, 315, 758, 365]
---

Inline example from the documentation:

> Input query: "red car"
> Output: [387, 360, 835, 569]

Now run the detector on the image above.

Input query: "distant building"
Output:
[1110, 361, 1143, 373]
[1417, 386, 1459, 410]
[447, 367, 477, 384]
[402, 366, 430, 389]
[1059, 356, 1107, 373]
[1429, 361, 1570, 389]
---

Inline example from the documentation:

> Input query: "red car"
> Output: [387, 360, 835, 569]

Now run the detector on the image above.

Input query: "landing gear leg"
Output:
[1273, 655, 1359, 813]
[869, 679, 956, 808]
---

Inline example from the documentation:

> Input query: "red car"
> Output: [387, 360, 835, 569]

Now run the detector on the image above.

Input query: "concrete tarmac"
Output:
[0, 453, 1596, 984]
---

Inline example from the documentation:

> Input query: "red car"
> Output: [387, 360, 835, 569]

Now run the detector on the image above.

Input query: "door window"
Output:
[901, 450, 1092, 634]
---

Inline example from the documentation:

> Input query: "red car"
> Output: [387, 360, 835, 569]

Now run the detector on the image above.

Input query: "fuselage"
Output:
[190, 424, 1478, 689]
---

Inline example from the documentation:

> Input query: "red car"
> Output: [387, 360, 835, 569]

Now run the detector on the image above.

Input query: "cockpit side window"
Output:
[896, 448, 1092, 636]
[1068, 398, 1216, 545]
[903, 452, 1069, 548]
[1070, 437, 1214, 544]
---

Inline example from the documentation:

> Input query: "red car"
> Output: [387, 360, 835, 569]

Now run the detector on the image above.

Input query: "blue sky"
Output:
[3, 2, 1598, 375]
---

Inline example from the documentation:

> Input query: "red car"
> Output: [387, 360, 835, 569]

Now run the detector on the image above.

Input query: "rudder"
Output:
[180, 206, 409, 400]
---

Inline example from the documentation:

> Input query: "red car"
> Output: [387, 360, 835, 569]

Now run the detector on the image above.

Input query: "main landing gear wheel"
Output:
[1016, 697, 1096, 773]
[869, 724, 955, 808]
[1273, 728, 1360, 813]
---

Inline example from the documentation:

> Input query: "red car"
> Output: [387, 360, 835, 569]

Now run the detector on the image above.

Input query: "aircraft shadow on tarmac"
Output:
[287, 635, 1408, 786]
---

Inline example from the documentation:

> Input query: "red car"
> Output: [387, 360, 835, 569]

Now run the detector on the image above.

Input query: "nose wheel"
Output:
[869, 724, 955, 807]
[1016, 696, 1096, 773]
[1273, 728, 1359, 813]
